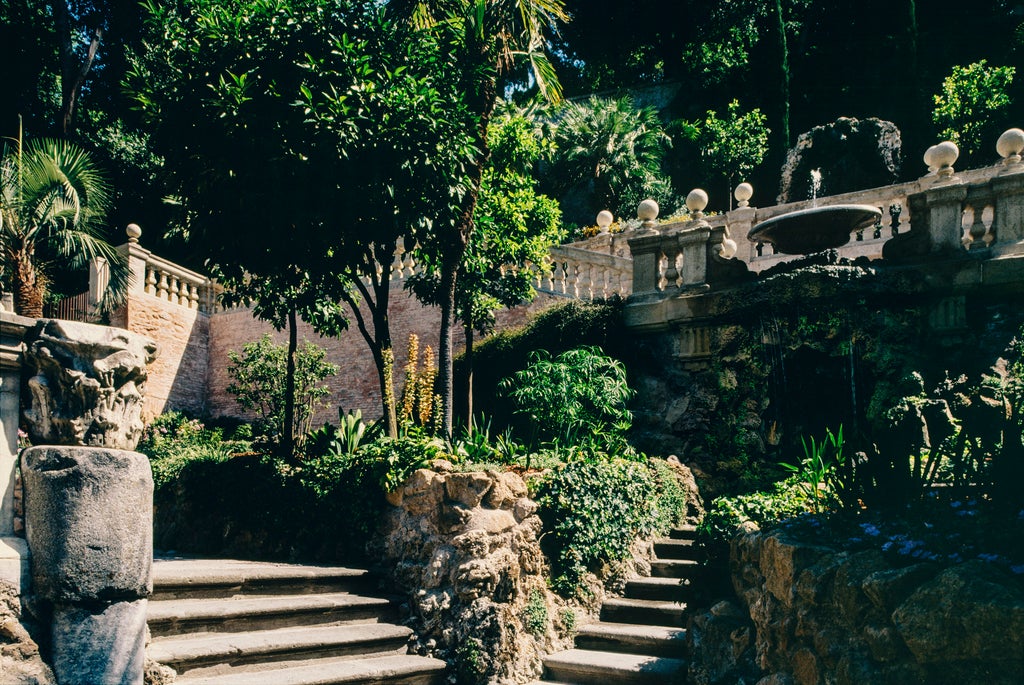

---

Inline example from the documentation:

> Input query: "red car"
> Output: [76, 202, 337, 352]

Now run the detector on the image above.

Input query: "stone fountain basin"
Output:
[748, 204, 882, 255]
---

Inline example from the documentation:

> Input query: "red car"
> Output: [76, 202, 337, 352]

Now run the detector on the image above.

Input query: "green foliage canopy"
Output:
[226, 334, 338, 451]
[932, 60, 1016, 165]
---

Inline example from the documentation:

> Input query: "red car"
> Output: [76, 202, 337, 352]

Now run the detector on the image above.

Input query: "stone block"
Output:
[444, 472, 493, 508]
[891, 560, 1024, 664]
[22, 446, 153, 602]
[51, 599, 147, 685]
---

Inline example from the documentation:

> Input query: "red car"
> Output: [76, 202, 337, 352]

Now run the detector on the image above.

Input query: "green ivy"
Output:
[535, 458, 682, 597]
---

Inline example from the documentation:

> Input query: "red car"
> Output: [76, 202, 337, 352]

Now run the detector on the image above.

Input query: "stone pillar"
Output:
[677, 224, 711, 287]
[0, 313, 32, 593]
[22, 447, 152, 685]
[627, 231, 663, 296]
[991, 171, 1024, 256]
[20, 319, 157, 685]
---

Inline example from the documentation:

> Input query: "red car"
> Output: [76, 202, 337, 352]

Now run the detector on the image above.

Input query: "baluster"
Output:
[178, 279, 190, 306]
[157, 271, 170, 300]
[889, 202, 903, 236]
[578, 263, 593, 300]
[662, 243, 681, 290]
[595, 266, 608, 300]
[566, 261, 578, 297]
[145, 267, 157, 296]
[189, 284, 200, 309]
[390, 250, 403, 281]
[873, 207, 883, 240]
[983, 205, 995, 246]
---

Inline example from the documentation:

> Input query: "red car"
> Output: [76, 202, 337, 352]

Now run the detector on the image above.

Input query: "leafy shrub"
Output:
[648, 459, 690, 533]
[154, 447, 390, 563]
[500, 346, 634, 451]
[697, 479, 811, 562]
[226, 335, 337, 450]
[780, 426, 849, 513]
[355, 433, 447, 492]
[304, 408, 381, 459]
[456, 300, 629, 425]
[522, 589, 548, 637]
[535, 458, 682, 597]
[138, 412, 250, 488]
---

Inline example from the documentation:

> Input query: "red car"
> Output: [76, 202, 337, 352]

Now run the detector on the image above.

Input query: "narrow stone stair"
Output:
[147, 558, 446, 684]
[536, 524, 700, 684]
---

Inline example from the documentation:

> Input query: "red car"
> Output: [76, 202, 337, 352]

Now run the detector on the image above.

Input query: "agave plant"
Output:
[0, 131, 128, 318]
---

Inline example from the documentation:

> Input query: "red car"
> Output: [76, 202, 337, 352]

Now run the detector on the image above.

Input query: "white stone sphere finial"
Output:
[596, 210, 614, 233]
[923, 145, 939, 174]
[997, 128, 1024, 165]
[126, 223, 142, 244]
[686, 189, 709, 220]
[734, 182, 753, 208]
[718, 236, 738, 259]
[932, 141, 959, 178]
[637, 199, 659, 229]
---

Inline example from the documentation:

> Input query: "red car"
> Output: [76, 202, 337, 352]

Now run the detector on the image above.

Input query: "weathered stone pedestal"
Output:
[22, 447, 153, 685]
[18, 319, 157, 685]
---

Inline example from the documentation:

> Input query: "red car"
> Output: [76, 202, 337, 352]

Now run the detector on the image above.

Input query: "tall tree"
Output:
[0, 132, 128, 317]
[129, 0, 472, 445]
[543, 95, 674, 225]
[389, 0, 569, 436]
[408, 112, 563, 421]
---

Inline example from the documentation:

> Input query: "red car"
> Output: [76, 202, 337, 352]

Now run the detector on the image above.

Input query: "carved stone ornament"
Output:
[22, 320, 158, 450]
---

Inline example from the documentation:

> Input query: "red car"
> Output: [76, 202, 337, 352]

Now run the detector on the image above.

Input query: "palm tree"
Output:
[0, 132, 127, 318]
[549, 95, 673, 223]
[389, 0, 569, 436]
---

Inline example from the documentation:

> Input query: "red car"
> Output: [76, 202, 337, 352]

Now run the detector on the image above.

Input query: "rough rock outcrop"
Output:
[22, 319, 157, 451]
[0, 580, 55, 685]
[724, 528, 1024, 684]
[777, 117, 901, 204]
[377, 467, 574, 684]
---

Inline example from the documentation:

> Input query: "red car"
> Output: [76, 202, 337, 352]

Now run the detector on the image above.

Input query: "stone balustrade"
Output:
[123, 225, 219, 313]
[537, 245, 632, 300]
[624, 129, 1024, 295]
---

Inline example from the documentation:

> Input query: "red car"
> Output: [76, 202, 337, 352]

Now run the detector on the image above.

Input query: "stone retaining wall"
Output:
[688, 527, 1024, 685]
[374, 466, 576, 684]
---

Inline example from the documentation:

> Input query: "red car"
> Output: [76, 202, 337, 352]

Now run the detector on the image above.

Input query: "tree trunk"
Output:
[283, 307, 298, 461]
[464, 322, 474, 424]
[437, 247, 463, 438]
[10, 247, 45, 318]
[768, 0, 791, 183]
[52, 0, 102, 136]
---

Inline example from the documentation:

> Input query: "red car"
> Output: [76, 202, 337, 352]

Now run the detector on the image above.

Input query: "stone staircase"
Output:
[536, 525, 700, 684]
[146, 558, 446, 684]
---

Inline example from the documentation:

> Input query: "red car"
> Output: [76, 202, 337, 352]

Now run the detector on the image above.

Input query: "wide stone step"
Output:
[600, 598, 688, 627]
[543, 649, 686, 685]
[148, 593, 395, 637]
[652, 539, 698, 561]
[149, 623, 413, 675]
[574, 622, 687, 657]
[649, 559, 700, 579]
[174, 653, 447, 685]
[152, 558, 375, 600]
[624, 576, 693, 602]
[668, 524, 697, 540]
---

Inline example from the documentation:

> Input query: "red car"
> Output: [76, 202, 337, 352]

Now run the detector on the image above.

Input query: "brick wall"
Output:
[205, 286, 564, 427]
[122, 292, 211, 419]
[113, 271, 565, 426]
